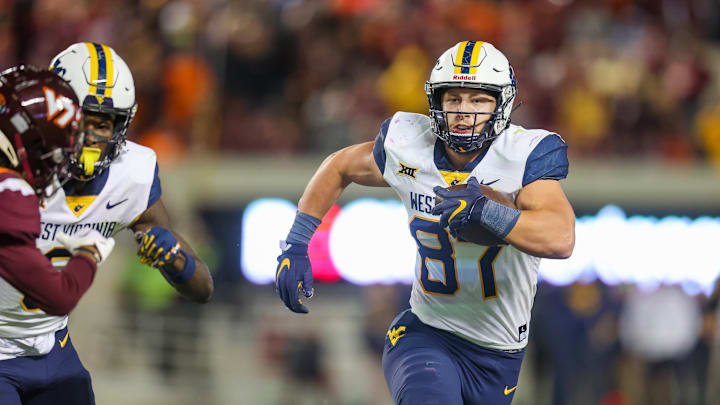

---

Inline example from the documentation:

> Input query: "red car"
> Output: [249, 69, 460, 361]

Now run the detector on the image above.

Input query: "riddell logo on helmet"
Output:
[453, 74, 476, 80]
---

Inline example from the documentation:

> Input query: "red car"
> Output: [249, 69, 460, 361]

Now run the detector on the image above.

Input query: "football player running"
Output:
[36, 43, 214, 402]
[0, 66, 116, 405]
[48, 42, 213, 300]
[275, 41, 575, 404]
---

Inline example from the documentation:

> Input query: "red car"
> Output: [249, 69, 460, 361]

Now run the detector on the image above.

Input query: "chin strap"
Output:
[13, 133, 35, 188]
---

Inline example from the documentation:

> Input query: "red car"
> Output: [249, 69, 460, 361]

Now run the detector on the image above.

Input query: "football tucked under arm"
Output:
[434, 183, 517, 246]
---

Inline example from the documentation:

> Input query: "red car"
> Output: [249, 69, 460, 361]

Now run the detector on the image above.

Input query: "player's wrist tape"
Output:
[471, 199, 521, 239]
[285, 212, 322, 246]
[162, 250, 196, 284]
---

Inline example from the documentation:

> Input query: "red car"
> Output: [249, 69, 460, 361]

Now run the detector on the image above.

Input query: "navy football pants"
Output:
[0, 327, 94, 405]
[382, 309, 524, 405]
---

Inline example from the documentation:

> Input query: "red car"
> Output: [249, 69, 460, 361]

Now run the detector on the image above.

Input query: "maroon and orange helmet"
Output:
[0, 65, 83, 199]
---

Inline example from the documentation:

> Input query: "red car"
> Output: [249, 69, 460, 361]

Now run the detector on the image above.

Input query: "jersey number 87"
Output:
[410, 217, 502, 298]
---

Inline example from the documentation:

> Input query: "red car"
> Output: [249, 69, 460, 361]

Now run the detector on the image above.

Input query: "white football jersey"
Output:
[0, 141, 158, 358]
[375, 112, 568, 350]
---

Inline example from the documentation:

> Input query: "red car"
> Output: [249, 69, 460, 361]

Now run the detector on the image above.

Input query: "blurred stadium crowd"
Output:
[3, 0, 720, 165]
[2, 0, 720, 404]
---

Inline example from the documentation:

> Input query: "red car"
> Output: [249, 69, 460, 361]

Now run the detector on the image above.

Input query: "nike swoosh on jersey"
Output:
[504, 385, 518, 395]
[59, 331, 70, 349]
[480, 178, 500, 186]
[106, 198, 129, 209]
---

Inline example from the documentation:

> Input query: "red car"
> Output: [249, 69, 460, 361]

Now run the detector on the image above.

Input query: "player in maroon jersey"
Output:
[0, 66, 117, 405]
[0, 65, 114, 317]
[0, 65, 116, 405]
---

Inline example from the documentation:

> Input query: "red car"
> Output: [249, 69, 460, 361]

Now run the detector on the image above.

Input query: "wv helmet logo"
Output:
[50, 60, 66, 76]
[397, 162, 418, 180]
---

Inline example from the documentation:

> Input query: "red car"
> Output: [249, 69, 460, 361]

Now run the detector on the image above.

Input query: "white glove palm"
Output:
[56, 229, 115, 265]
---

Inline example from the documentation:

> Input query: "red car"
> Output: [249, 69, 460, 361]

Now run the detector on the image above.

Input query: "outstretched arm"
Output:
[298, 141, 388, 218]
[132, 199, 214, 303]
[276, 141, 388, 313]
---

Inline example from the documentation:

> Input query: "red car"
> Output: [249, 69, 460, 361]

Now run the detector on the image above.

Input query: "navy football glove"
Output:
[275, 240, 314, 314]
[135, 226, 181, 269]
[432, 177, 487, 237]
